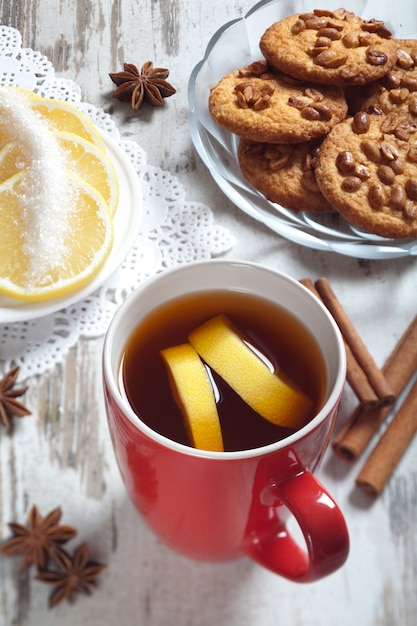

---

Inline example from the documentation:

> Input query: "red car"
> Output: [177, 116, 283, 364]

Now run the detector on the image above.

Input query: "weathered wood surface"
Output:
[0, 1, 416, 625]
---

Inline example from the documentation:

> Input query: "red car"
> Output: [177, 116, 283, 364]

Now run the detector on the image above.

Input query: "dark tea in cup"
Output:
[119, 289, 327, 452]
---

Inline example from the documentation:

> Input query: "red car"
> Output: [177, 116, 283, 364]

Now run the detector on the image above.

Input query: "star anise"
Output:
[36, 543, 106, 608]
[0, 505, 77, 571]
[0, 366, 31, 428]
[109, 61, 176, 110]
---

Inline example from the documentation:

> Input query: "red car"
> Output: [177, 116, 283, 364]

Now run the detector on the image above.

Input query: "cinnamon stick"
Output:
[333, 314, 417, 460]
[333, 403, 390, 461]
[356, 376, 417, 496]
[299, 278, 379, 408]
[344, 342, 380, 408]
[315, 277, 395, 406]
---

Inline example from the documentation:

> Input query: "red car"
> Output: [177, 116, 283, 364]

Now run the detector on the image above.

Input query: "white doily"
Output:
[0, 26, 235, 380]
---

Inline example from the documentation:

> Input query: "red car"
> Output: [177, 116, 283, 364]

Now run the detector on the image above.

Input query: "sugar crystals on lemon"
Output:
[55, 131, 119, 217]
[0, 171, 113, 301]
[0, 86, 116, 302]
[29, 96, 106, 151]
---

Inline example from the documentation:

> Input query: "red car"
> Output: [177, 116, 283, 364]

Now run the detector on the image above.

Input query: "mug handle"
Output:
[243, 469, 349, 582]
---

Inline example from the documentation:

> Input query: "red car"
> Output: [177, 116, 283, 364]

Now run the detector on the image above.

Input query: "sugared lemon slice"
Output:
[188, 314, 313, 429]
[160, 343, 224, 452]
[0, 131, 119, 219]
[0, 172, 113, 302]
[29, 97, 105, 151]
[3, 86, 41, 100]
[0, 86, 114, 302]
[55, 131, 119, 217]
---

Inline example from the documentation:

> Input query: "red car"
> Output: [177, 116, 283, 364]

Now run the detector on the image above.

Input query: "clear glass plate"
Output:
[188, 0, 417, 259]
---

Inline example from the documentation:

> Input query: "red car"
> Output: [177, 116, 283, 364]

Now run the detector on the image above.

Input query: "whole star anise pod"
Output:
[0, 366, 31, 428]
[0, 505, 77, 571]
[36, 543, 106, 608]
[109, 61, 176, 110]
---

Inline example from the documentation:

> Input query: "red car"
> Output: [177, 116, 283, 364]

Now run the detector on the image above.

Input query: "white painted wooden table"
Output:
[0, 1, 416, 625]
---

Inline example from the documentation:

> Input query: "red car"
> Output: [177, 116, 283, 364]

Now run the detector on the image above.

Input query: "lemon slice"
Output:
[0, 140, 31, 183]
[3, 86, 41, 100]
[29, 97, 105, 151]
[160, 343, 224, 452]
[0, 91, 118, 216]
[54, 131, 119, 217]
[1, 86, 103, 150]
[0, 87, 114, 302]
[188, 315, 313, 430]
[0, 171, 113, 302]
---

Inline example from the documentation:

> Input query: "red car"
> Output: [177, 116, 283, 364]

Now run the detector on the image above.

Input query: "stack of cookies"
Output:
[208, 8, 417, 239]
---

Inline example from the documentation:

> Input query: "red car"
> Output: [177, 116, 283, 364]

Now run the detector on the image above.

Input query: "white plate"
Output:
[188, 0, 417, 259]
[0, 132, 143, 322]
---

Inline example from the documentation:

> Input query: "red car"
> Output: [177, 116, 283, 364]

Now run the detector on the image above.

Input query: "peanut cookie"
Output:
[357, 39, 417, 120]
[259, 9, 398, 87]
[315, 111, 417, 238]
[238, 139, 334, 213]
[208, 60, 347, 143]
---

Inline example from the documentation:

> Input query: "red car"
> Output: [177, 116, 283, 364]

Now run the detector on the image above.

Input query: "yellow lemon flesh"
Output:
[29, 97, 106, 151]
[4, 87, 104, 151]
[160, 343, 224, 452]
[55, 131, 119, 217]
[0, 141, 31, 182]
[0, 172, 113, 301]
[188, 315, 313, 430]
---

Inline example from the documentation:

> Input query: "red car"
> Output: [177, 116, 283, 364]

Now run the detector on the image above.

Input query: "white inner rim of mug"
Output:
[103, 260, 347, 460]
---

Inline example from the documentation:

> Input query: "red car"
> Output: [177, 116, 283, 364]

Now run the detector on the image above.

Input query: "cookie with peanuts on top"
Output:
[314, 110, 417, 239]
[237, 138, 334, 213]
[208, 60, 348, 144]
[259, 8, 399, 87]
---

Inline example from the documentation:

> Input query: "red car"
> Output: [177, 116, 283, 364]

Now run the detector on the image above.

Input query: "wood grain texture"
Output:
[0, 1, 417, 625]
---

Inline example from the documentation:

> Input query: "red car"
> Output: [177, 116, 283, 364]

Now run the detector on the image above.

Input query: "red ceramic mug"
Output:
[103, 260, 349, 582]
